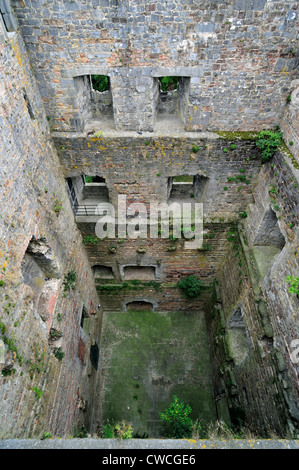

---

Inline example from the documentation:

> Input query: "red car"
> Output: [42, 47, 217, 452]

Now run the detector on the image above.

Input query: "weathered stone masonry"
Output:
[0, 0, 298, 439]
[0, 18, 100, 437]
[12, 0, 299, 132]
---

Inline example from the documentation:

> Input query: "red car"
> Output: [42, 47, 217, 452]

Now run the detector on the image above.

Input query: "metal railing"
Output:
[75, 205, 112, 217]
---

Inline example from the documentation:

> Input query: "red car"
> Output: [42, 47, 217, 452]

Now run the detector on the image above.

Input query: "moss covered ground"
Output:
[99, 309, 217, 437]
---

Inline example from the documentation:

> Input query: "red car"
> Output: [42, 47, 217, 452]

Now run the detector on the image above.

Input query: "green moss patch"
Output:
[99, 309, 217, 437]
[215, 131, 259, 141]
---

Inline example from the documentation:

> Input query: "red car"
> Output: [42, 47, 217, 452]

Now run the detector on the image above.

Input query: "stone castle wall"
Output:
[245, 152, 299, 430]
[0, 0, 298, 439]
[207, 235, 289, 435]
[12, 0, 298, 132]
[203, 149, 299, 435]
[0, 22, 100, 437]
[54, 133, 262, 219]
[281, 79, 299, 164]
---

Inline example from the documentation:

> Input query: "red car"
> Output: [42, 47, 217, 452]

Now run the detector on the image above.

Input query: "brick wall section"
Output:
[81, 223, 232, 313]
[54, 134, 262, 219]
[12, 0, 298, 132]
[81, 223, 232, 282]
[0, 26, 100, 438]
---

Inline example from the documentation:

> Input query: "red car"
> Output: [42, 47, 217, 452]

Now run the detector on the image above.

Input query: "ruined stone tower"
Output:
[0, 0, 298, 441]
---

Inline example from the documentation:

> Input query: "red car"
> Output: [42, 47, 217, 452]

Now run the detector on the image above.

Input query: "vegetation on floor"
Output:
[101, 421, 133, 439]
[160, 395, 193, 438]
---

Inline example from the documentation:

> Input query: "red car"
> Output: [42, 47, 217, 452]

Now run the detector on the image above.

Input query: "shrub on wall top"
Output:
[256, 129, 283, 163]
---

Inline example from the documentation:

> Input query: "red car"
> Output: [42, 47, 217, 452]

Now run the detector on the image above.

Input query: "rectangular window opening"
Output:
[154, 76, 190, 131]
[168, 174, 208, 203]
[23, 91, 35, 120]
[74, 74, 115, 133]
[0, 0, 17, 33]
[80, 306, 90, 335]
[123, 266, 156, 281]
[66, 175, 110, 218]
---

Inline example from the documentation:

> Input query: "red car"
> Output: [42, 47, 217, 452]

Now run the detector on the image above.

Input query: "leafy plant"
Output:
[269, 185, 278, 195]
[82, 235, 100, 245]
[256, 130, 282, 163]
[72, 425, 88, 438]
[28, 344, 46, 377]
[3, 336, 23, 365]
[102, 423, 115, 438]
[62, 270, 77, 296]
[101, 421, 133, 439]
[192, 145, 200, 153]
[2, 369, 15, 377]
[84, 175, 95, 183]
[0, 322, 6, 335]
[91, 75, 109, 92]
[32, 386, 43, 399]
[159, 76, 178, 92]
[177, 275, 202, 298]
[54, 198, 64, 215]
[160, 395, 193, 439]
[239, 211, 247, 218]
[114, 421, 133, 439]
[53, 346, 65, 361]
[286, 276, 299, 295]
[49, 328, 62, 342]
[93, 131, 103, 138]
[41, 432, 52, 440]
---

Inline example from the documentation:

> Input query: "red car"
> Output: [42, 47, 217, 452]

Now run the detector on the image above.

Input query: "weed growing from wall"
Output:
[286, 276, 299, 296]
[82, 235, 100, 245]
[62, 270, 77, 297]
[53, 347, 65, 361]
[256, 129, 283, 163]
[177, 274, 202, 298]
[31, 386, 43, 399]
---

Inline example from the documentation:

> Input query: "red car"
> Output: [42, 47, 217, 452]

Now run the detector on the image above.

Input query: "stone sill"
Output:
[51, 129, 219, 140]
[0, 438, 298, 449]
